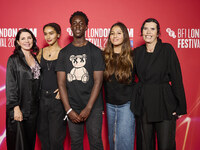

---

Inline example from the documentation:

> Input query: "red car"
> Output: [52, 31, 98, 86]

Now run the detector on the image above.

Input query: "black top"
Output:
[40, 49, 58, 90]
[104, 53, 134, 105]
[141, 51, 153, 79]
[130, 39, 187, 122]
[56, 42, 105, 113]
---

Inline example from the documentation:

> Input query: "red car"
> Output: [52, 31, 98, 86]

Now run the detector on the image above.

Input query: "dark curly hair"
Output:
[141, 18, 160, 36]
[70, 11, 89, 26]
[14, 28, 39, 54]
[43, 23, 61, 34]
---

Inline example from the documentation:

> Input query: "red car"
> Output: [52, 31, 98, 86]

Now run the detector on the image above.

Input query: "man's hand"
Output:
[79, 106, 92, 121]
[68, 110, 81, 123]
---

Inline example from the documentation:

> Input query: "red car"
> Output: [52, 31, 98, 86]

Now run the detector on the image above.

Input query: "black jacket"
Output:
[6, 50, 40, 119]
[130, 39, 187, 122]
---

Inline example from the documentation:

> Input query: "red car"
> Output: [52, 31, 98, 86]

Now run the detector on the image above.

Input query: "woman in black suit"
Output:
[131, 18, 187, 150]
[6, 28, 40, 150]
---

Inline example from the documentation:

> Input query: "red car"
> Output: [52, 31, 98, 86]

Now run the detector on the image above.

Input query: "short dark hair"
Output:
[70, 11, 89, 26]
[141, 18, 160, 36]
[43, 23, 61, 34]
[14, 28, 39, 54]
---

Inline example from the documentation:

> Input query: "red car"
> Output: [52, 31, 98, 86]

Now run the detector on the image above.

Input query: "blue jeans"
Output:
[106, 101, 135, 150]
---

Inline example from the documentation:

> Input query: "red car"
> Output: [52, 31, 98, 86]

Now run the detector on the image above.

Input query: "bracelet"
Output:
[63, 114, 68, 121]
[63, 108, 72, 121]
[67, 108, 72, 114]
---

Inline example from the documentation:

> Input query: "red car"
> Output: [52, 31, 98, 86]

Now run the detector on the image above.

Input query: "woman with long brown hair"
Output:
[104, 22, 135, 150]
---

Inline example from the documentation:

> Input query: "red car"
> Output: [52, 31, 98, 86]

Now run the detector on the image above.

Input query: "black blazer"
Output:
[130, 39, 187, 122]
[6, 50, 40, 120]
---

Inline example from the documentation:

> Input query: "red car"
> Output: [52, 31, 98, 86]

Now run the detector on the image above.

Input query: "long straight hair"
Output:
[104, 22, 133, 84]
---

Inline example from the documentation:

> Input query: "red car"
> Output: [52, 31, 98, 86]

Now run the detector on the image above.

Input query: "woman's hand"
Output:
[54, 89, 60, 100]
[172, 112, 182, 118]
[14, 106, 23, 121]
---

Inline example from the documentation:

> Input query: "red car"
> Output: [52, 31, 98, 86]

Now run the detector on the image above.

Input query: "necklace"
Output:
[48, 50, 51, 57]
[48, 49, 52, 57]
[47, 61, 53, 71]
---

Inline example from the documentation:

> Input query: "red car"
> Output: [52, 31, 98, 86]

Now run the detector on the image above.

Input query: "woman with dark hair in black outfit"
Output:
[37, 23, 66, 150]
[6, 28, 40, 150]
[131, 18, 187, 150]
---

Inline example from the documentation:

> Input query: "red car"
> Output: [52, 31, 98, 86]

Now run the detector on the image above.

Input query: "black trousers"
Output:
[6, 107, 38, 150]
[136, 112, 176, 150]
[37, 90, 67, 150]
[68, 108, 104, 150]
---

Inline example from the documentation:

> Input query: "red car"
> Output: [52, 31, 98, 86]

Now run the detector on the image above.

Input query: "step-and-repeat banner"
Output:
[0, 0, 200, 149]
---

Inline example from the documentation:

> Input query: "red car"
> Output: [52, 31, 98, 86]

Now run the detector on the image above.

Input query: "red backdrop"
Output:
[0, 0, 200, 149]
